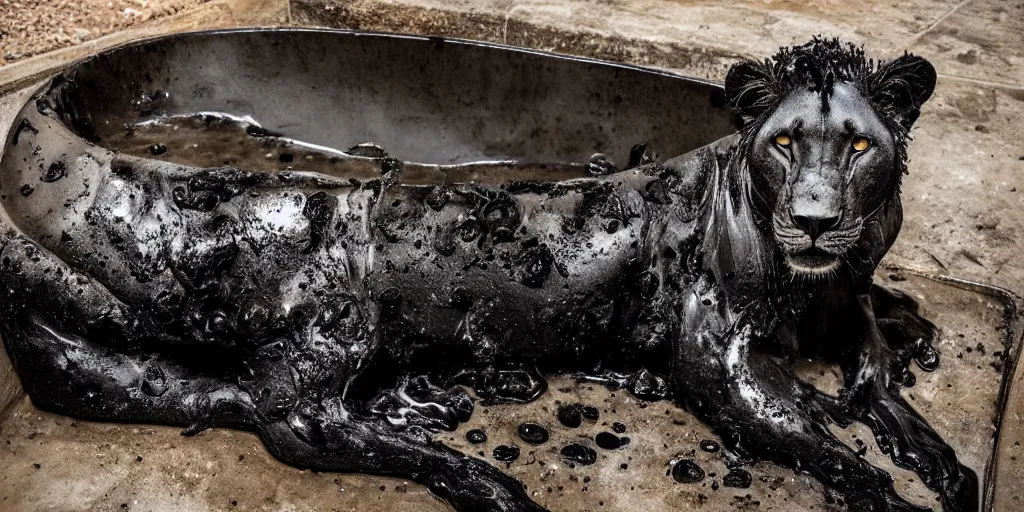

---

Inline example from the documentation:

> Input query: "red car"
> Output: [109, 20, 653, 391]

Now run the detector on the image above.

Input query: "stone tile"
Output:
[887, 80, 1024, 294]
[906, 0, 1024, 87]
[292, 0, 970, 81]
[0, 0, 289, 95]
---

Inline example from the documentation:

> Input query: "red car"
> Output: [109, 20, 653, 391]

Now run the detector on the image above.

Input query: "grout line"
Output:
[503, 4, 531, 45]
[937, 73, 1024, 93]
[903, 0, 973, 48]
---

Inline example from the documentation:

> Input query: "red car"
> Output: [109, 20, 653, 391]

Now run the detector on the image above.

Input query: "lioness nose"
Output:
[792, 213, 841, 240]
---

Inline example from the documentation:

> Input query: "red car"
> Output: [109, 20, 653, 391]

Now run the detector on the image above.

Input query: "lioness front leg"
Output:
[843, 293, 979, 512]
[870, 284, 941, 385]
[673, 295, 926, 511]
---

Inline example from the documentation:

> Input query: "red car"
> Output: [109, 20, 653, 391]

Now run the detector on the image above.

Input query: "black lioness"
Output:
[0, 38, 976, 511]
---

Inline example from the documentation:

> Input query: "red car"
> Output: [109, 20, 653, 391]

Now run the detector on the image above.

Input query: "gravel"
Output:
[0, 0, 209, 66]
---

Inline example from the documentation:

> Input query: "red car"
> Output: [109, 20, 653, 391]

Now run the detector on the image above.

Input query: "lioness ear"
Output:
[725, 60, 778, 123]
[869, 54, 936, 131]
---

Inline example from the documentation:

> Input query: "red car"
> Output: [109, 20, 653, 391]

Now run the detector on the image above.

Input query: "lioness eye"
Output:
[852, 137, 871, 151]
[775, 134, 791, 147]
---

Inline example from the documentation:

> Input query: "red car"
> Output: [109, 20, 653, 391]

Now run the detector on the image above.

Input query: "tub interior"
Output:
[46, 29, 738, 171]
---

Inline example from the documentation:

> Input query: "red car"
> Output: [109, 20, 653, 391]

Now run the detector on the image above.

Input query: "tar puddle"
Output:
[107, 113, 590, 185]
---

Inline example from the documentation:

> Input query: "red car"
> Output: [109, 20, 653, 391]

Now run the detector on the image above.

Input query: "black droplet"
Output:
[466, 429, 487, 444]
[517, 423, 549, 444]
[612, 422, 626, 434]
[148, 143, 167, 156]
[671, 459, 705, 483]
[41, 160, 67, 182]
[560, 443, 597, 465]
[557, 404, 582, 428]
[580, 405, 599, 421]
[900, 367, 917, 387]
[628, 368, 668, 400]
[916, 346, 940, 372]
[595, 432, 622, 450]
[19, 184, 33, 197]
[723, 468, 752, 488]
[605, 219, 620, 233]
[492, 444, 520, 462]
[278, 153, 294, 163]
[699, 439, 720, 453]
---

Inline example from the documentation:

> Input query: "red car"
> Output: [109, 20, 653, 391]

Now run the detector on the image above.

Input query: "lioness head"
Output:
[724, 39, 935, 276]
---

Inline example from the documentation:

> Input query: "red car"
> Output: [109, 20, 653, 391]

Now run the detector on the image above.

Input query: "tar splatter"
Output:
[557, 404, 582, 428]
[723, 468, 752, 489]
[492, 445, 520, 463]
[560, 444, 598, 466]
[672, 460, 706, 484]
[516, 423, 549, 445]
[699, 439, 720, 453]
[594, 432, 623, 450]
[466, 429, 487, 444]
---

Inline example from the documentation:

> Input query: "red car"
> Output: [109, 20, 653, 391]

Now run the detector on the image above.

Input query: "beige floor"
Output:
[1, 1, 1023, 511]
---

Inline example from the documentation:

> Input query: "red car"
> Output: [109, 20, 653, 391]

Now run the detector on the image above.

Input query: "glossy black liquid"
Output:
[467, 429, 488, 444]
[595, 432, 622, 450]
[517, 423, 549, 445]
[699, 440, 720, 453]
[672, 460, 706, 484]
[557, 405, 583, 429]
[493, 445, 521, 463]
[723, 468, 752, 489]
[560, 444, 598, 466]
